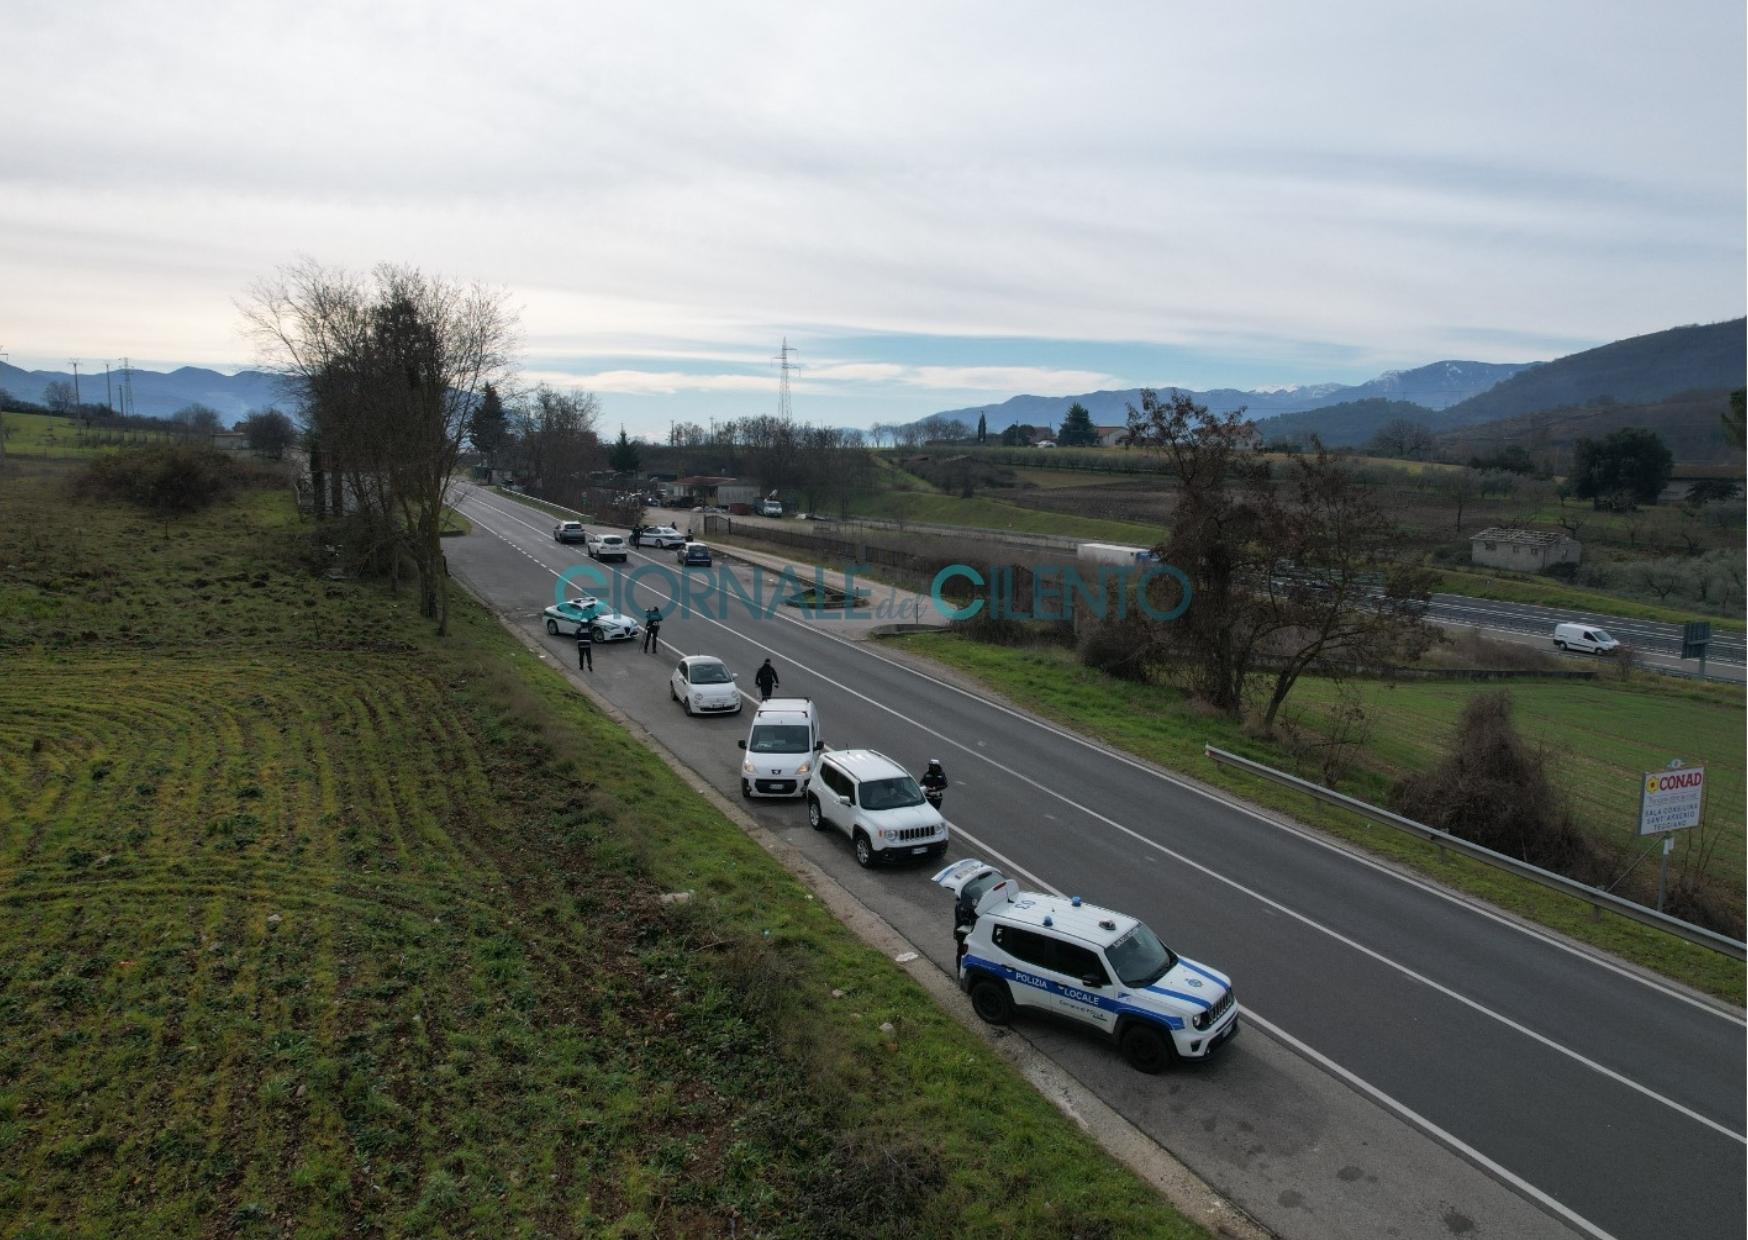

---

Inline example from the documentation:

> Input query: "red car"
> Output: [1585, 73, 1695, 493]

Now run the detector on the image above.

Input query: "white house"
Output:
[1469, 527, 1582, 572]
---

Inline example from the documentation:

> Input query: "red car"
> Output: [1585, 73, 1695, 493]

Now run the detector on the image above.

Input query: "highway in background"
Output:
[451, 485, 1745, 1240]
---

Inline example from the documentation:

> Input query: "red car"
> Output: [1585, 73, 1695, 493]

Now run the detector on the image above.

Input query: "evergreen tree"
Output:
[609, 426, 642, 473]
[1000, 423, 1028, 447]
[976, 412, 987, 443]
[1572, 427, 1673, 508]
[1057, 402, 1099, 447]
[468, 382, 508, 464]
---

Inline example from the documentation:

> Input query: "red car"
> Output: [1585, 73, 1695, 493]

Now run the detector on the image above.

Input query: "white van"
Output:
[738, 698, 822, 798]
[1553, 622, 1620, 654]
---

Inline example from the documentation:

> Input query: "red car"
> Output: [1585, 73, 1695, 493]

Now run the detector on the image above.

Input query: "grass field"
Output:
[891, 633, 1745, 1003]
[1, 411, 186, 458]
[844, 488, 1162, 544]
[0, 460, 1205, 1238]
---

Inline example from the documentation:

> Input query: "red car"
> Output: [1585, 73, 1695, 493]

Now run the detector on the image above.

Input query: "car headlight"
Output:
[743, 760, 756, 774]
[1193, 1011, 1209, 1030]
[795, 761, 811, 777]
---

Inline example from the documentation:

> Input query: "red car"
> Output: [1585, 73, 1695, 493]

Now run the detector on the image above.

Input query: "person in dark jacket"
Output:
[753, 658, 779, 700]
[642, 606, 662, 653]
[920, 758, 948, 808]
[576, 625, 593, 672]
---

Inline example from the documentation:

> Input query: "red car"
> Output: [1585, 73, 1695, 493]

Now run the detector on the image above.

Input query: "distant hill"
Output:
[1438, 319, 1745, 427]
[1436, 389, 1740, 467]
[0, 362, 286, 421]
[931, 359, 1528, 434]
[1254, 398, 1439, 448]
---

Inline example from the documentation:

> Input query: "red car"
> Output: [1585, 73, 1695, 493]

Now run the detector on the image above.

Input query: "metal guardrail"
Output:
[1204, 745, 1747, 960]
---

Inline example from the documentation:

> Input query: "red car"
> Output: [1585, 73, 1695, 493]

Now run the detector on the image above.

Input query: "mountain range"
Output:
[0, 362, 285, 421]
[931, 359, 1532, 432]
[929, 318, 1745, 452]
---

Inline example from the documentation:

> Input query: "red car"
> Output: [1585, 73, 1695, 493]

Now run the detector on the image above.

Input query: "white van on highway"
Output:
[1553, 622, 1620, 654]
[738, 698, 822, 798]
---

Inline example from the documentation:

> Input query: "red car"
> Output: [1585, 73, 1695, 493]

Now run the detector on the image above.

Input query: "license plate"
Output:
[911, 846, 927, 855]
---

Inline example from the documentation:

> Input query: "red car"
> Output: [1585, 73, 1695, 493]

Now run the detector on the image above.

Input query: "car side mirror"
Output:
[814, 740, 826, 752]
[836, 795, 852, 808]
[1081, 975, 1105, 989]
[731, 673, 738, 680]
[737, 740, 747, 750]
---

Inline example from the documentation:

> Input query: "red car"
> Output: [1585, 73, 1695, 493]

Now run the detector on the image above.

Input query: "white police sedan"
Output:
[542, 597, 642, 642]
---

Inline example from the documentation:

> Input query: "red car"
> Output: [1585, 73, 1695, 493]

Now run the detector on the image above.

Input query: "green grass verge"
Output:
[845, 488, 1162, 544]
[1434, 567, 1746, 633]
[890, 633, 1745, 1005]
[439, 504, 471, 536]
[0, 460, 1206, 1238]
[489, 485, 591, 523]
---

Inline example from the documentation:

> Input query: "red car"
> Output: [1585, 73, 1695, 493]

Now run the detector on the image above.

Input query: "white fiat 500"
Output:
[933, 860, 1239, 1073]
[804, 750, 948, 867]
[669, 655, 742, 716]
[737, 698, 822, 798]
[541, 597, 641, 642]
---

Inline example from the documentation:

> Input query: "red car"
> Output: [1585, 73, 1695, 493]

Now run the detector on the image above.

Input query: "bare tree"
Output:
[243, 259, 516, 634]
[1367, 418, 1435, 460]
[1440, 466, 1481, 531]
[43, 380, 76, 415]
[507, 385, 601, 507]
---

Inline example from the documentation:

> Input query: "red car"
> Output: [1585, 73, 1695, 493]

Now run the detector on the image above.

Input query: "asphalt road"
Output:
[450, 485, 1745, 1240]
[1426, 594, 1745, 683]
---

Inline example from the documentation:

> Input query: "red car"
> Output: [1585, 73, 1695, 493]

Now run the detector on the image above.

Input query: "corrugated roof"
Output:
[1469, 527, 1571, 546]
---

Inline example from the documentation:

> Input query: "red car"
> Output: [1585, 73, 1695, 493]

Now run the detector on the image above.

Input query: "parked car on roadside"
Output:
[669, 655, 742, 716]
[932, 859, 1239, 1073]
[677, 542, 712, 567]
[542, 597, 641, 642]
[552, 520, 587, 544]
[586, 532, 628, 562]
[737, 698, 822, 798]
[640, 525, 685, 549]
[804, 749, 948, 867]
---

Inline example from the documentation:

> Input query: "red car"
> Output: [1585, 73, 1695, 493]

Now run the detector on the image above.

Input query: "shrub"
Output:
[81, 444, 235, 514]
[1392, 691, 1596, 875]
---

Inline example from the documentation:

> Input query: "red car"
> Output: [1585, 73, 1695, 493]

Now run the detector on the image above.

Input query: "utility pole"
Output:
[70, 360, 82, 410]
[105, 362, 114, 413]
[0, 343, 8, 462]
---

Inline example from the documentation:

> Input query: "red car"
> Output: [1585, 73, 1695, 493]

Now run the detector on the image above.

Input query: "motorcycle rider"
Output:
[920, 758, 948, 809]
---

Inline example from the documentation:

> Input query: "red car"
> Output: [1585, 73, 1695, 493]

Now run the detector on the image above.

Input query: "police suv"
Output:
[933, 860, 1238, 1073]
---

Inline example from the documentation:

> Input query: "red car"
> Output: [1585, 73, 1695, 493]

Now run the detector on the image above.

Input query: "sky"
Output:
[2, 0, 1743, 435]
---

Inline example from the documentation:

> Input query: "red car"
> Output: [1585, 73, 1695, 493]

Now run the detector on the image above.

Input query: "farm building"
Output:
[1469, 527, 1582, 571]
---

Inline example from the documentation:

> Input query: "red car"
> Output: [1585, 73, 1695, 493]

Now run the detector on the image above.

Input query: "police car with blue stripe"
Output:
[933, 859, 1238, 1073]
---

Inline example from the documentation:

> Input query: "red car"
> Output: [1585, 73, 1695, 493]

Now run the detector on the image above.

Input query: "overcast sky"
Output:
[3, 1, 1742, 432]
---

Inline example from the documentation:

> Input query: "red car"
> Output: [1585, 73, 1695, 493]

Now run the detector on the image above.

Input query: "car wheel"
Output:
[544, 618, 558, 635]
[853, 832, 874, 868]
[970, 977, 1014, 1025]
[1555, 640, 1567, 650]
[1120, 1023, 1173, 1074]
[669, 683, 678, 701]
[806, 796, 826, 830]
[591, 626, 605, 643]
[683, 697, 693, 716]
[741, 779, 752, 799]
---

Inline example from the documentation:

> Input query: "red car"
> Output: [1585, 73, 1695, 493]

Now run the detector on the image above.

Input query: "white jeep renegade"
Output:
[933, 859, 1239, 1072]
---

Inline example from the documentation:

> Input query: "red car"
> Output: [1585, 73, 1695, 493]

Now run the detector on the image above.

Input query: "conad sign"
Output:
[1638, 767, 1706, 835]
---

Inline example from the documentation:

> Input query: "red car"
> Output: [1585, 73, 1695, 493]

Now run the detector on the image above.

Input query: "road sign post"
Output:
[1640, 759, 1705, 912]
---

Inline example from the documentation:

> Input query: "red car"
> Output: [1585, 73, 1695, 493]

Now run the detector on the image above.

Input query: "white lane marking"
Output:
[939, 832, 1625, 1240]
[461, 494, 1747, 1145]
[469, 486, 1745, 1024]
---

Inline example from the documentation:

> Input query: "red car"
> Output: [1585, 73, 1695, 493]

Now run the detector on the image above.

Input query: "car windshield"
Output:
[1591, 629, 1613, 643]
[1105, 922, 1176, 987]
[858, 775, 924, 811]
[749, 723, 809, 753]
[689, 661, 732, 684]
